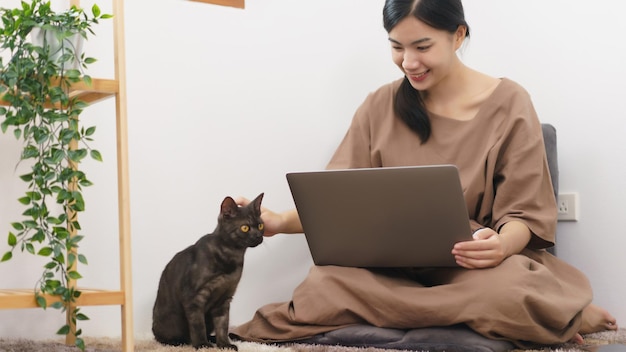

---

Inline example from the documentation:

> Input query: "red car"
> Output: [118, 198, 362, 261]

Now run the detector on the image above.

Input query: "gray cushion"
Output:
[297, 324, 514, 352]
[542, 123, 559, 197]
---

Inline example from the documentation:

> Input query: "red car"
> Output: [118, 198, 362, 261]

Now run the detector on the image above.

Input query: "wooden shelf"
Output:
[189, 0, 244, 9]
[0, 288, 125, 309]
[67, 78, 119, 105]
[0, 0, 134, 351]
[0, 78, 119, 109]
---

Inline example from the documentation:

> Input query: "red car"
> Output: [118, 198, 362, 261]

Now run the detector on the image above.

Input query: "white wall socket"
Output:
[557, 193, 578, 221]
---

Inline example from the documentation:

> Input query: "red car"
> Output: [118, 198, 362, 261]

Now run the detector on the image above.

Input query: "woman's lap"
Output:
[232, 250, 591, 346]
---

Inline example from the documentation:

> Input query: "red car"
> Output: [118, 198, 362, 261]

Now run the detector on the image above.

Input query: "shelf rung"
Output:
[0, 288, 125, 309]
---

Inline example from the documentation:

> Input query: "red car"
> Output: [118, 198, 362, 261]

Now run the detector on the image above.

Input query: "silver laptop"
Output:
[286, 165, 473, 267]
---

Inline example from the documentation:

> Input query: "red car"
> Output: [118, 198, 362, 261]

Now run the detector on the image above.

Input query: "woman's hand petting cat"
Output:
[235, 196, 281, 236]
[451, 228, 507, 269]
[235, 196, 305, 236]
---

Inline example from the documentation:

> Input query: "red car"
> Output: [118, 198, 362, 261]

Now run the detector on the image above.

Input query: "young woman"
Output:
[232, 0, 617, 347]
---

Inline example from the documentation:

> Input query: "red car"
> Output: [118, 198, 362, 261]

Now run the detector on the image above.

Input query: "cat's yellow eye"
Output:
[240, 225, 250, 233]
[258, 223, 264, 231]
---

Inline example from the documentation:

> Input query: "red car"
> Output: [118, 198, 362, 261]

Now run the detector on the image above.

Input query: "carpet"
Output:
[0, 329, 625, 352]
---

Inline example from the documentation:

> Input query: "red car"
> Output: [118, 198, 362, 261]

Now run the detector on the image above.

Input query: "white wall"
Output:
[1, 0, 624, 341]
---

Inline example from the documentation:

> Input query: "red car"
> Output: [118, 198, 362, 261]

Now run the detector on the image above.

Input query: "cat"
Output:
[152, 193, 265, 350]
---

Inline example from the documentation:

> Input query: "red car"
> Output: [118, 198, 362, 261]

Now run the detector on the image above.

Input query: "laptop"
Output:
[286, 165, 473, 267]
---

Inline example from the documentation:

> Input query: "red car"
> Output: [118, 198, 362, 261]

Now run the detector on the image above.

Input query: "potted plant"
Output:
[0, 0, 111, 349]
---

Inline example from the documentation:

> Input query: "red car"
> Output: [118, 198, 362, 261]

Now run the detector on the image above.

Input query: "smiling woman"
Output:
[188, 0, 244, 9]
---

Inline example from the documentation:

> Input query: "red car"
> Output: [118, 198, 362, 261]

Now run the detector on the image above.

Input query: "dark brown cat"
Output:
[152, 193, 265, 350]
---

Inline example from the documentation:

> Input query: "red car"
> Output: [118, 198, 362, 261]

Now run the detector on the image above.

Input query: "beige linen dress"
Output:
[231, 78, 592, 347]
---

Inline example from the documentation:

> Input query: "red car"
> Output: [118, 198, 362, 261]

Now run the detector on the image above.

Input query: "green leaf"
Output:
[1, 121, 8, 134]
[71, 235, 85, 243]
[78, 254, 88, 265]
[56, 325, 71, 335]
[25, 243, 35, 254]
[50, 301, 64, 310]
[21, 145, 39, 159]
[11, 222, 24, 231]
[74, 100, 89, 109]
[32, 230, 45, 243]
[54, 253, 65, 265]
[22, 207, 35, 217]
[92, 4, 101, 17]
[46, 216, 63, 225]
[76, 313, 89, 321]
[75, 338, 85, 352]
[65, 69, 81, 80]
[37, 247, 53, 256]
[19, 173, 33, 182]
[36, 295, 47, 309]
[84, 126, 96, 136]
[90, 149, 103, 162]
[23, 220, 38, 229]
[1, 252, 12, 262]
[68, 271, 83, 280]
[18, 196, 31, 205]
[26, 191, 42, 201]
[68, 149, 88, 162]
[57, 190, 71, 202]
[46, 278, 61, 288]
[13, 128, 21, 139]
[70, 192, 86, 211]
[59, 128, 76, 145]
[8, 233, 17, 246]
[79, 179, 94, 187]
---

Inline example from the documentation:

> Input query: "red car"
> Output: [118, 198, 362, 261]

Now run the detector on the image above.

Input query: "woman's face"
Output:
[388, 16, 465, 91]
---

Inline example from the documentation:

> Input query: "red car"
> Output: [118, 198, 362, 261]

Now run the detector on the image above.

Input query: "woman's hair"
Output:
[383, 0, 470, 142]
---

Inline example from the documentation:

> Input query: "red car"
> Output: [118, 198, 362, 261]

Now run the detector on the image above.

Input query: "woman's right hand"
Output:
[234, 196, 303, 236]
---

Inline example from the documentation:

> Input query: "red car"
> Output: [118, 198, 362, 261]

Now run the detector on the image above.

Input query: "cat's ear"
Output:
[251, 193, 264, 215]
[220, 196, 239, 218]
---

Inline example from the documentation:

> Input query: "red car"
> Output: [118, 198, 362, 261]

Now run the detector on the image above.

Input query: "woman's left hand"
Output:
[451, 228, 507, 269]
[451, 221, 532, 269]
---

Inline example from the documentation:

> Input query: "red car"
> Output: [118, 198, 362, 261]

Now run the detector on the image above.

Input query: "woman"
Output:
[232, 0, 617, 347]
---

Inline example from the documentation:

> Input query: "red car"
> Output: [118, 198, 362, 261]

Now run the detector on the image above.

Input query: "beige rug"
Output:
[0, 329, 625, 352]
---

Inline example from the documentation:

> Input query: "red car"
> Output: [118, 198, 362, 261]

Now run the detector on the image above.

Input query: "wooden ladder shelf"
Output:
[0, 0, 134, 351]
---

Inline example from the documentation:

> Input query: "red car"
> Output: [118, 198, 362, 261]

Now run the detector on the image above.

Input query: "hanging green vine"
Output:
[0, 0, 111, 350]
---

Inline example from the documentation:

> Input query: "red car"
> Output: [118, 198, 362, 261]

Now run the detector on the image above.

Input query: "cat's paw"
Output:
[217, 342, 238, 351]
[192, 342, 215, 350]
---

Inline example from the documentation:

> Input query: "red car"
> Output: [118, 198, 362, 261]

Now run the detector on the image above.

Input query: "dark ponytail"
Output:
[395, 76, 430, 141]
[383, 0, 470, 143]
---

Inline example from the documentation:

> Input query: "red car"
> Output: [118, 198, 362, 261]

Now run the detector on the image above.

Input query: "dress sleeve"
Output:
[326, 97, 376, 170]
[491, 93, 557, 249]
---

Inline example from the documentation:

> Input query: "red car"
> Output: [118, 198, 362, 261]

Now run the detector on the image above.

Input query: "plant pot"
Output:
[30, 27, 84, 71]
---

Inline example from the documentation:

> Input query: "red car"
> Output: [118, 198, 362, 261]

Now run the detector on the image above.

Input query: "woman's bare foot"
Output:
[569, 333, 585, 344]
[579, 303, 618, 335]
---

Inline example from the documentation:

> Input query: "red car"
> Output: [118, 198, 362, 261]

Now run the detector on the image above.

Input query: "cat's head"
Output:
[218, 193, 264, 248]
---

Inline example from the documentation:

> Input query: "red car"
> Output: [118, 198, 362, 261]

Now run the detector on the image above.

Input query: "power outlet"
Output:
[557, 193, 578, 221]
